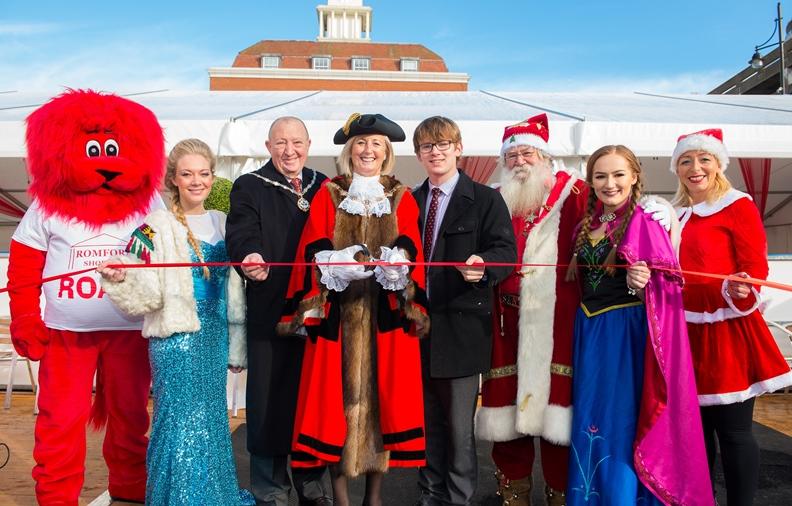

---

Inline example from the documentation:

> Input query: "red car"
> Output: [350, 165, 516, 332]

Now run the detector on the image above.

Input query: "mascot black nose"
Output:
[97, 169, 121, 182]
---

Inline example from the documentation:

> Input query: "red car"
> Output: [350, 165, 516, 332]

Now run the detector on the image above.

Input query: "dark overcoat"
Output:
[225, 160, 327, 455]
[413, 171, 516, 378]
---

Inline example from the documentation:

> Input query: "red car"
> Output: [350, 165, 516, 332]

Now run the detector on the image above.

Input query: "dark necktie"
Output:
[290, 177, 302, 193]
[423, 187, 442, 260]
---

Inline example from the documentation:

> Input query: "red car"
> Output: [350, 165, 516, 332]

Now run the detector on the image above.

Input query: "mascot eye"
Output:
[86, 140, 101, 157]
[104, 139, 119, 157]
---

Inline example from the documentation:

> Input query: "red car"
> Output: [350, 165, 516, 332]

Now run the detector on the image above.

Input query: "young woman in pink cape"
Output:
[565, 145, 713, 506]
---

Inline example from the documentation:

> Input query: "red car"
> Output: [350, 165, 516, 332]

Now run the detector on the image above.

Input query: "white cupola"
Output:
[317, 0, 372, 42]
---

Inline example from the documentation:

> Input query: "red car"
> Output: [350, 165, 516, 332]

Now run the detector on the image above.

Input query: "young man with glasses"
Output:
[411, 116, 516, 506]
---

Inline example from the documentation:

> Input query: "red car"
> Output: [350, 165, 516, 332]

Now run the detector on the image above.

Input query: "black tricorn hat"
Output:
[333, 113, 406, 144]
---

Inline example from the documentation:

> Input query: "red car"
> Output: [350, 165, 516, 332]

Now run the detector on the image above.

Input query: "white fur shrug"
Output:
[101, 209, 247, 368]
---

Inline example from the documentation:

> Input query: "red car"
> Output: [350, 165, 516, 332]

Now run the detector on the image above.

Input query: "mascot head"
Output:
[25, 89, 165, 226]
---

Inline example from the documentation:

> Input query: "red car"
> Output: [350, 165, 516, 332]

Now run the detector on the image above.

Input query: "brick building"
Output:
[208, 0, 469, 91]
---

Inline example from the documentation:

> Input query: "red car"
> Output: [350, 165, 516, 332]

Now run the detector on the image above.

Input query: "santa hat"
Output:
[501, 113, 551, 157]
[670, 128, 729, 173]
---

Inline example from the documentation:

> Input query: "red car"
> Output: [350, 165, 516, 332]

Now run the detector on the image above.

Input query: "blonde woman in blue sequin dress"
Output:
[98, 139, 253, 505]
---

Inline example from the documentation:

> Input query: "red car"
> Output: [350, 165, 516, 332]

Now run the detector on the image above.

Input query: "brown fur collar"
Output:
[328, 174, 404, 196]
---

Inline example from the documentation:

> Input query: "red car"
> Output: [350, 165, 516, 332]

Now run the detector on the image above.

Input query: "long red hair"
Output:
[565, 145, 644, 281]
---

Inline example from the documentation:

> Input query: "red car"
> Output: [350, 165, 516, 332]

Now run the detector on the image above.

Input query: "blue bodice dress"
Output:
[566, 238, 662, 505]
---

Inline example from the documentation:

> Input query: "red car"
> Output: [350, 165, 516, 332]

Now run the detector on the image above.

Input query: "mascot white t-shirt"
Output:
[13, 197, 164, 331]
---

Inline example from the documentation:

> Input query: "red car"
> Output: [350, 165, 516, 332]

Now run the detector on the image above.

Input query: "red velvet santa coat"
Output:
[278, 176, 429, 477]
[476, 171, 587, 445]
[678, 189, 792, 405]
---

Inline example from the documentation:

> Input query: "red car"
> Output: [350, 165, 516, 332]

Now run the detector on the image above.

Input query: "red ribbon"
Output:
[1, 261, 789, 294]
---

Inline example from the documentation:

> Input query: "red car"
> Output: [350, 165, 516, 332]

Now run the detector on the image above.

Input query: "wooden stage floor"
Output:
[2, 392, 791, 505]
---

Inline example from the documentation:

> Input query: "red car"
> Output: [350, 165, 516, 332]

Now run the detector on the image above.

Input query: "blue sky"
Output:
[1, 0, 788, 94]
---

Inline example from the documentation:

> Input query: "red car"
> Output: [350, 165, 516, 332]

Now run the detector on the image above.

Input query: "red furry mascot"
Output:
[8, 89, 165, 505]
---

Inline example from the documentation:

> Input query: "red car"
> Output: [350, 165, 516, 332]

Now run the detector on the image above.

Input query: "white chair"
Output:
[0, 317, 39, 413]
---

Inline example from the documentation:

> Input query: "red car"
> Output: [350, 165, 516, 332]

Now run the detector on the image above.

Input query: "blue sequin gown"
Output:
[146, 240, 248, 506]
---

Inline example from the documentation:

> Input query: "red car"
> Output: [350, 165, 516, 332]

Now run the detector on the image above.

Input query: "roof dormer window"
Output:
[312, 56, 331, 70]
[261, 55, 280, 69]
[351, 57, 370, 71]
[400, 58, 419, 72]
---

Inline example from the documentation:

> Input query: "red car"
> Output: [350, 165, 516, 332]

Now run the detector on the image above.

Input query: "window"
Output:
[261, 56, 280, 69]
[312, 56, 331, 70]
[351, 57, 370, 71]
[401, 58, 419, 72]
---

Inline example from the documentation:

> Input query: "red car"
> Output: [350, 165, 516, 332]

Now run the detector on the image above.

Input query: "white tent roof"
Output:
[2, 90, 792, 158]
[0, 90, 790, 252]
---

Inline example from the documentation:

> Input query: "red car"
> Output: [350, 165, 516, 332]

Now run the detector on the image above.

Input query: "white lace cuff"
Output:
[315, 250, 350, 292]
[374, 246, 409, 291]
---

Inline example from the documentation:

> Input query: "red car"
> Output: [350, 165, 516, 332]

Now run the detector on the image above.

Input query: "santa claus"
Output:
[8, 89, 165, 505]
[475, 113, 586, 506]
[476, 114, 672, 506]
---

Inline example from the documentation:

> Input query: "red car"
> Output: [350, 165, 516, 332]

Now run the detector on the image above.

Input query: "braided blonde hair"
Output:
[165, 138, 216, 279]
[565, 145, 644, 281]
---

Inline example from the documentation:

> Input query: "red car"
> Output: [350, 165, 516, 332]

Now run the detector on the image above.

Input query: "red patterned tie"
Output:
[423, 187, 442, 260]
[290, 177, 302, 193]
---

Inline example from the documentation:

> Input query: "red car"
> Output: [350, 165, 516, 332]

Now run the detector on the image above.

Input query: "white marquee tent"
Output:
[1, 89, 791, 252]
[1, 89, 790, 395]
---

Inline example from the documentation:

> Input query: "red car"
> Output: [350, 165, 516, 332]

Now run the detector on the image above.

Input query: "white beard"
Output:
[500, 160, 553, 216]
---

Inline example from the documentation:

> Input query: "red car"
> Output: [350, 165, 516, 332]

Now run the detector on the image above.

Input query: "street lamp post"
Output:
[749, 2, 786, 94]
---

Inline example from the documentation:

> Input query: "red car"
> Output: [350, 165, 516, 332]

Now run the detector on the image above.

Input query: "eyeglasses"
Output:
[505, 149, 538, 162]
[418, 140, 455, 154]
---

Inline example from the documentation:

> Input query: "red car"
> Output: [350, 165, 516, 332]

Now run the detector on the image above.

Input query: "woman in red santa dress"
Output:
[671, 128, 792, 506]
[277, 113, 429, 506]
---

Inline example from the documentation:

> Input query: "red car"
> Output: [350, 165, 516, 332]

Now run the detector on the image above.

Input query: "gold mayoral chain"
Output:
[249, 170, 317, 212]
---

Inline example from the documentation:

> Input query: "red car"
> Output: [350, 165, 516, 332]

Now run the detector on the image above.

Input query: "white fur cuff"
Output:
[475, 405, 522, 442]
[542, 404, 572, 445]
[228, 322, 247, 369]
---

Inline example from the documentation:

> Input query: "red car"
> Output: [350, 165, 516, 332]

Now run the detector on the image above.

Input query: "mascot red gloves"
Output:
[8, 89, 165, 505]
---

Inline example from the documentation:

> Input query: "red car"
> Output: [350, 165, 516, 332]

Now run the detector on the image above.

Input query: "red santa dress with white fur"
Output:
[678, 189, 792, 405]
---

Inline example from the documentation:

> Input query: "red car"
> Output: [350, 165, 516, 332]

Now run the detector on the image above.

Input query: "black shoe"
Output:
[413, 493, 438, 506]
[300, 498, 333, 506]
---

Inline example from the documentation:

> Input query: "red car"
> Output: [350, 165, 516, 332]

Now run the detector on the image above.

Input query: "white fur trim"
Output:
[101, 255, 164, 317]
[721, 277, 762, 315]
[685, 307, 755, 324]
[102, 209, 201, 338]
[514, 173, 577, 438]
[684, 277, 762, 324]
[691, 189, 750, 217]
[228, 324, 247, 368]
[541, 404, 572, 445]
[501, 133, 550, 157]
[670, 134, 730, 173]
[226, 268, 247, 368]
[677, 189, 751, 235]
[698, 370, 792, 406]
[475, 405, 522, 442]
